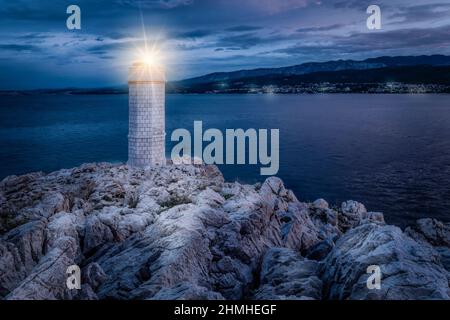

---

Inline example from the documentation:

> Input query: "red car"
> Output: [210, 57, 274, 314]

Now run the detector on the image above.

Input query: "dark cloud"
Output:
[0, 44, 40, 52]
[226, 25, 263, 32]
[215, 32, 290, 50]
[271, 44, 342, 57]
[99, 55, 115, 60]
[115, 0, 194, 9]
[17, 33, 53, 40]
[389, 3, 450, 24]
[214, 47, 243, 52]
[332, 0, 385, 10]
[274, 24, 450, 57]
[87, 42, 133, 54]
[0, 2, 63, 22]
[296, 23, 346, 33]
[342, 25, 450, 52]
[105, 32, 134, 40]
[172, 29, 214, 39]
[216, 33, 264, 49]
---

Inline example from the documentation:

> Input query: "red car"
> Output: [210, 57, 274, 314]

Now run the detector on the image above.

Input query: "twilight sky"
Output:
[0, 0, 449, 89]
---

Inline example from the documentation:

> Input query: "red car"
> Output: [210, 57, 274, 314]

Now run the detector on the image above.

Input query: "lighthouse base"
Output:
[128, 135, 166, 167]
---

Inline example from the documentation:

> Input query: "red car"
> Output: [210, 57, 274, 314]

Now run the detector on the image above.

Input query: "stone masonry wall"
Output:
[128, 82, 166, 167]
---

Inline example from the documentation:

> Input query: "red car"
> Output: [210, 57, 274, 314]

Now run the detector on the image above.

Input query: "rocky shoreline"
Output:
[0, 163, 449, 300]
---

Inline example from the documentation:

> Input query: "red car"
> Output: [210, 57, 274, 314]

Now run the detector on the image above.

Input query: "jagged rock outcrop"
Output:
[321, 223, 450, 300]
[0, 163, 449, 300]
[405, 218, 450, 272]
[405, 218, 450, 247]
[252, 247, 322, 300]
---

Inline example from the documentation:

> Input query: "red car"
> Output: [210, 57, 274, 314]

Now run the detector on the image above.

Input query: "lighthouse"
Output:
[128, 61, 166, 167]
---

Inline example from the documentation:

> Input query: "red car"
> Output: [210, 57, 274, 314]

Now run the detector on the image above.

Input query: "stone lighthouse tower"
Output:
[128, 62, 166, 167]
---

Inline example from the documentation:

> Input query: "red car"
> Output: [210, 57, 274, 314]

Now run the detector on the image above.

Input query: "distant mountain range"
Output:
[2, 55, 450, 95]
[170, 65, 450, 94]
[172, 55, 450, 88]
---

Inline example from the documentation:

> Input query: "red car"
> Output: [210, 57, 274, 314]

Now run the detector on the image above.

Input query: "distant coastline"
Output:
[1, 83, 449, 95]
[2, 55, 450, 95]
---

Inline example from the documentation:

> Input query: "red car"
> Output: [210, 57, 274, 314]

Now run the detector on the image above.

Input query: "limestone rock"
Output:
[321, 223, 450, 300]
[252, 247, 322, 300]
[405, 218, 450, 247]
[312, 199, 329, 210]
[1, 162, 449, 300]
[305, 237, 335, 261]
[7, 237, 78, 300]
[82, 263, 107, 290]
[364, 211, 385, 224]
[339, 200, 367, 231]
[152, 283, 224, 300]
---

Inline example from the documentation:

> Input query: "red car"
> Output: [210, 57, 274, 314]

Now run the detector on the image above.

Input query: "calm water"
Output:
[1, 94, 450, 227]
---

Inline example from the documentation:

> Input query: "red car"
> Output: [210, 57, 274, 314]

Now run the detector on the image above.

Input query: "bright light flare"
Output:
[138, 48, 162, 66]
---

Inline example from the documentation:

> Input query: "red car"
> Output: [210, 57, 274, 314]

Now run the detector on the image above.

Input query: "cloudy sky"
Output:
[0, 0, 449, 89]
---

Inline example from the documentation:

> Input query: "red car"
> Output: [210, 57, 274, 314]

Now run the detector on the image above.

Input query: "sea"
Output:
[1, 93, 450, 227]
